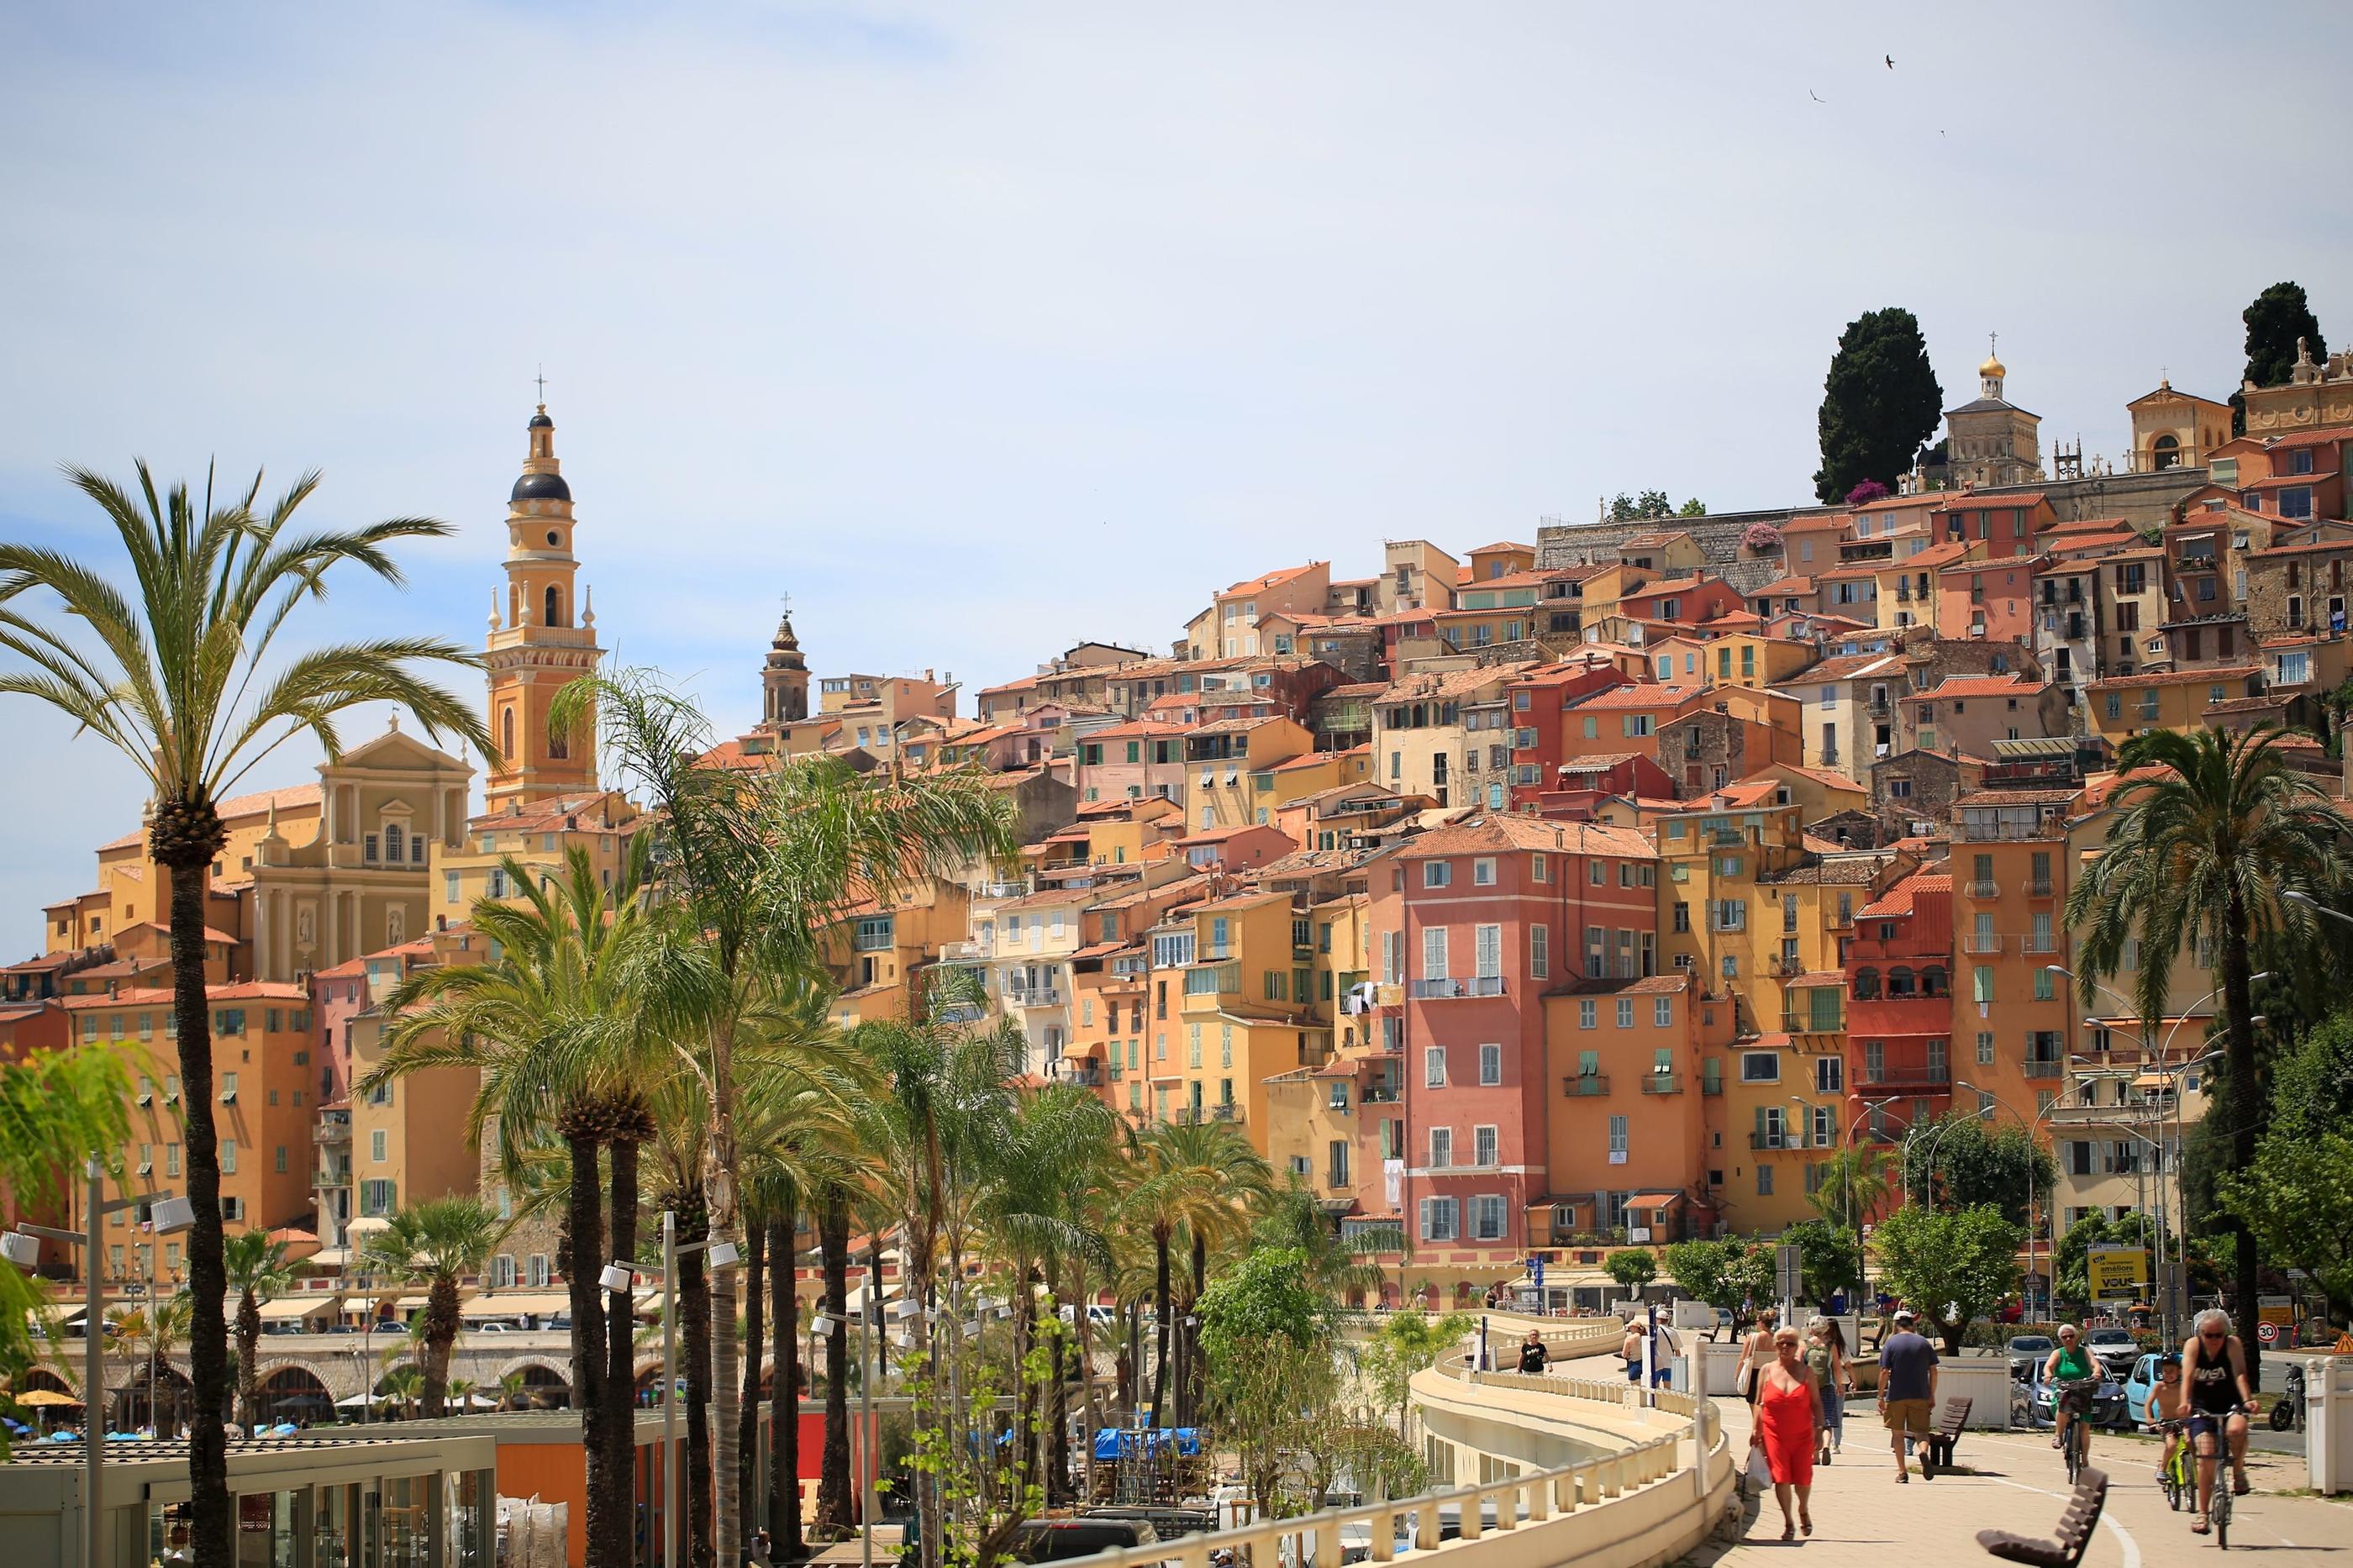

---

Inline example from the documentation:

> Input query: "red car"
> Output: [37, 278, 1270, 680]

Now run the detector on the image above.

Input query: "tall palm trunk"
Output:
[423, 1274, 462, 1417]
[2221, 908, 2264, 1389]
[769, 1215, 804, 1564]
[739, 1223, 766, 1539]
[1149, 1226, 1172, 1425]
[161, 832, 232, 1568]
[1185, 1233, 1208, 1426]
[234, 1291, 263, 1431]
[1045, 1266, 1071, 1505]
[682, 1209, 717, 1568]
[703, 1010, 746, 1567]
[604, 1134, 644, 1566]
[867, 1236, 888, 1380]
[560, 1126, 616, 1566]
[814, 1193, 853, 1531]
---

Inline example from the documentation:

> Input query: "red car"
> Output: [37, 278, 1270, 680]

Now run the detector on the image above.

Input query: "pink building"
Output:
[1076, 719, 1192, 808]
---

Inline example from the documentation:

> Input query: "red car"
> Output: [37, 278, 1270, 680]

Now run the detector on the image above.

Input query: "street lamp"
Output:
[815, 1289, 879, 1568]
[615, 1212, 743, 1568]
[9, 1161, 187, 1568]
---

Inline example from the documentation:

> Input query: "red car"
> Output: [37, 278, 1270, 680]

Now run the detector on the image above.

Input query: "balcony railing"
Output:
[1963, 934, 2005, 954]
[1782, 1012, 1842, 1034]
[2023, 879, 2056, 898]
[1409, 976, 1506, 1000]
[2024, 1056, 2065, 1080]
[1640, 1073, 1683, 1095]
[1006, 987, 1064, 1009]
[2022, 934, 2060, 954]
[977, 880, 1034, 899]
[313, 1116, 352, 1144]
[1702, 1077, 1724, 1097]
[1561, 1074, 1612, 1097]
[1061, 1063, 1103, 1087]
[1865, 1067, 1951, 1089]
[1750, 1131, 1795, 1151]
[313, 1164, 351, 1189]
[1361, 1086, 1401, 1105]
[1211, 1102, 1242, 1123]
[1964, 879, 2001, 899]
[1767, 956, 1808, 979]
[940, 939, 994, 961]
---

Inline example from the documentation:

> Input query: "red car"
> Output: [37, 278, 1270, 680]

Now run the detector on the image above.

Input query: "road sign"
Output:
[1776, 1244, 1803, 1302]
[1529, 1255, 1545, 1293]
[2258, 1322, 2280, 1345]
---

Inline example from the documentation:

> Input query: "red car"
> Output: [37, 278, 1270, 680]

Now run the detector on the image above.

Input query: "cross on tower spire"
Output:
[534, 365, 548, 404]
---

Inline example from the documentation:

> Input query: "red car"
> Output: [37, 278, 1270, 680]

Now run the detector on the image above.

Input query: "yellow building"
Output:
[819, 874, 977, 1029]
[1186, 717, 1314, 832]
[431, 790, 643, 925]
[2083, 666, 2264, 753]
[346, 939, 482, 1250]
[1165, 888, 1329, 1144]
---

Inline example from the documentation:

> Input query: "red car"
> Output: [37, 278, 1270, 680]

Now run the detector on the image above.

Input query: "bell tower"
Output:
[761, 601, 810, 728]
[485, 403, 603, 809]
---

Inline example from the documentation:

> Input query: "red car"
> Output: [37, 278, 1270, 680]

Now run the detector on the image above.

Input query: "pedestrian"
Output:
[1734, 1305, 1778, 1404]
[1647, 1311, 1680, 1388]
[1806, 1316, 1850, 1463]
[1877, 1307, 1940, 1482]
[1621, 1315, 1646, 1383]
[1752, 1325, 1820, 1539]
[1519, 1329, 1548, 1375]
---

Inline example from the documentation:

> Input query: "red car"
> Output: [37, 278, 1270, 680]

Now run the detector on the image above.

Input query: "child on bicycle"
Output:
[2145, 1352, 2186, 1487]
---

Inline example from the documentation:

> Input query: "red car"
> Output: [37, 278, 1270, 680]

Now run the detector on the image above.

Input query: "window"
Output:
[1977, 1030, 1995, 1066]
[528, 1254, 553, 1288]
[1756, 1165, 1774, 1197]
[1655, 996, 1673, 1027]
[1608, 1114, 1629, 1158]
[1474, 923, 1501, 978]
[1421, 927, 1449, 980]
[1471, 1195, 1506, 1241]
[1529, 923, 1549, 978]
[1973, 965, 1994, 1004]
[1616, 997, 1634, 1029]
[220, 1139, 238, 1174]
[1424, 1046, 1447, 1087]
[1473, 1125, 1498, 1166]
[1424, 860, 1451, 888]
[371, 1129, 388, 1163]
[1578, 999, 1598, 1029]
[1814, 1056, 1842, 1093]
[1472, 857, 1496, 886]
[1740, 1051, 1779, 1083]
[1419, 1197, 1459, 1241]
[1428, 1126, 1453, 1167]
[1478, 1043, 1502, 1085]
[275, 1145, 288, 1174]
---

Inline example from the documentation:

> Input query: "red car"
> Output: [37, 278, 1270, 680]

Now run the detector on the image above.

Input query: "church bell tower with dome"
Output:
[484, 403, 604, 809]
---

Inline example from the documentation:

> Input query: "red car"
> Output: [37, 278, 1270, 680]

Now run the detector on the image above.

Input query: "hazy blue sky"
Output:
[3, 3, 2350, 951]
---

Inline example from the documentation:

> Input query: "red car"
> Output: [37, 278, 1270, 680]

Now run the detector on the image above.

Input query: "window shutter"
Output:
[1422, 927, 1449, 980]
[1475, 924, 1502, 978]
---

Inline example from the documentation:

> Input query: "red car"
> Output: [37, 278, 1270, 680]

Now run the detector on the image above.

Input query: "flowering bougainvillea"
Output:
[1740, 521, 1782, 554]
[1845, 478, 1892, 506]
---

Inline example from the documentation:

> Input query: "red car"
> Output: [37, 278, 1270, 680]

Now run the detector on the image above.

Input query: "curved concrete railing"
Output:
[1074, 1346, 1733, 1568]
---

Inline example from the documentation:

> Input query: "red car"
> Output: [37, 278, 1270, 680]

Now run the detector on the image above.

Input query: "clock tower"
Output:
[484, 403, 603, 809]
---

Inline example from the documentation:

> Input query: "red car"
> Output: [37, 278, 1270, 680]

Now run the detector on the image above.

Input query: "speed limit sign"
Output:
[2258, 1322, 2280, 1344]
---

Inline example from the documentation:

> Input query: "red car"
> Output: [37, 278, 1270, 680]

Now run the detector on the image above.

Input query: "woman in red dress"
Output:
[1753, 1324, 1821, 1539]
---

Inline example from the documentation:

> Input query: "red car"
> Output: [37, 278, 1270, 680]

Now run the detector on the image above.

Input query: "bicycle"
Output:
[2151, 1418, 2190, 1512]
[2190, 1404, 2250, 1550]
[2054, 1378, 2098, 1485]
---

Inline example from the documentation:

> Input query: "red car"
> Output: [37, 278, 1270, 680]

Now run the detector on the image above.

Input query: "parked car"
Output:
[1081, 1507, 1210, 1538]
[2015, 1365, 2129, 1431]
[2083, 1327, 2140, 1376]
[1008, 1519, 1159, 1563]
[2006, 1334, 2055, 1383]
[2123, 1353, 2168, 1427]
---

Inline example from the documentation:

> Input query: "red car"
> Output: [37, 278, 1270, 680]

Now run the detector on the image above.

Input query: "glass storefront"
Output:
[314, 1486, 356, 1568]
[234, 1492, 297, 1566]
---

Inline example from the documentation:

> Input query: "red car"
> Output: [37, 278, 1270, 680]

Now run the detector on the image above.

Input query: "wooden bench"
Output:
[1977, 1467, 2107, 1568]
[1923, 1393, 1973, 1471]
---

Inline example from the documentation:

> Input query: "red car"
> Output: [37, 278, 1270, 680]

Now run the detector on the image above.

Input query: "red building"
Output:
[1841, 870, 1956, 1148]
[1502, 660, 1631, 809]
[1376, 815, 1657, 1286]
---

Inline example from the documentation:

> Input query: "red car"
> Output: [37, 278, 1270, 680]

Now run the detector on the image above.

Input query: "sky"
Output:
[3, 2, 2350, 952]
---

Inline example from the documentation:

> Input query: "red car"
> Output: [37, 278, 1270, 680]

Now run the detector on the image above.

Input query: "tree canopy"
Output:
[1871, 1202, 2024, 1355]
[1910, 1110, 2056, 1229]
[2236, 281, 2328, 434]
[1661, 1237, 1774, 1318]
[1813, 307, 1943, 503]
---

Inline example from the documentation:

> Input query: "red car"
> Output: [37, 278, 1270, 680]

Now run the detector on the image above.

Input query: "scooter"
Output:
[2270, 1362, 2306, 1433]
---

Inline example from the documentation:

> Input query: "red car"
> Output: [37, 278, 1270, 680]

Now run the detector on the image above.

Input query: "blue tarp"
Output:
[1091, 1427, 1202, 1460]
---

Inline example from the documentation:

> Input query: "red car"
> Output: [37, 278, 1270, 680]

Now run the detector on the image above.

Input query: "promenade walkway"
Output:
[1603, 1351, 2353, 1566]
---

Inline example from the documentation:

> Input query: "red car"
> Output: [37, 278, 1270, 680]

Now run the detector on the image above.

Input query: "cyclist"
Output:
[2042, 1323, 2100, 1460]
[2182, 1308, 2256, 1537]
[2144, 1352, 2186, 1491]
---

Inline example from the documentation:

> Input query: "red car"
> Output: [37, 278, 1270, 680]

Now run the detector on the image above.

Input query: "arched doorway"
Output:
[2154, 433, 2182, 470]
[115, 1362, 193, 1438]
[512, 1363, 571, 1411]
[261, 1365, 333, 1428]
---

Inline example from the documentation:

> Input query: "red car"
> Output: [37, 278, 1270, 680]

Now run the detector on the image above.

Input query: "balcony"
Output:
[1702, 1077, 1724, 1097]
[1964, 879, 2001, 899]
[2024, 1056, 2065, 1080]
[1361, 1085, 1401, 1105]
[313, 1162, 351, 1190]
[1409, 976, 1506, 1000]
[1708, 828, 1745, 847]
[1060, 1062, 1103, 1087]
[1006, 987, 1065, 1010]
[1767, 955, 1808, 979]
[2022, 934, 2060, 954]
[1963, 934, 2005, 954]
[977, 880, 1034, 900]
[940, 939, 994, 961]
[313, 1113, 352, 1145]
[1750, 1131, 1797, 1151]
[2023, 879, 2056, 899]
[1782, 1012, 1843, 1035]
[1211, 1102, 1242, 1123]
[1865, 1067, 1951, 1090]
[1561, 1073, 1611, 1097]
[1640, 1073, 1683, 1096]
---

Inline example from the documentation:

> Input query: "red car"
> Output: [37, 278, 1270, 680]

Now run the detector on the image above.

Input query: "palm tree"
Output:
[109, 1292, 193, 1437]
[359, 1197, 504, 1417]
[1124, 1120, 1273, 1425]
[0, 464, 488, 1567]
[497, 1371, 529, 1413]
[378, 1362, 425, 1421]
[449, 1376, 480, 1413]
[223, 1232, 295, 1429]
[2066, 724, 2347, 1384]
[563, 669, 1019, 1565]
[366, 840, 666, 1567]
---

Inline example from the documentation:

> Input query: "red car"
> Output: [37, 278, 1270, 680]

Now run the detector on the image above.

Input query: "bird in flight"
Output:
[1886, 54, 1895, 68]
[1808, 89, 1826, 103]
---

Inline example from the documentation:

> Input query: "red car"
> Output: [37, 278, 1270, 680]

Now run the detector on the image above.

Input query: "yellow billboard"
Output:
[2087, 1247, 2148, 1299]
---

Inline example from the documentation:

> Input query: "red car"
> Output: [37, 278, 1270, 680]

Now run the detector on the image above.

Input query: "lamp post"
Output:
[1844, 1097, 1898, 1310]
[613, 1212, 742, 1568]
[8, 1162, 187, 1568]
[816, 1286, 877, 1568]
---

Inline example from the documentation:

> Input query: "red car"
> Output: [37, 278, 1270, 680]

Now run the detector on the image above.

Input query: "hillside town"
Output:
[10, 333, 2353, 1332]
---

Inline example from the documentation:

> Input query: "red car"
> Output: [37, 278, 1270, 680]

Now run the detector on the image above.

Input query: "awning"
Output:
[256, 1296, 338, 1322]
[462, 1292, 570, 1319]
[343, 1218, 391, 1238]
[1625, 1192, 1685, 1213]
[1992, 736, 2077, 760]
[845, 1281, 905, 1315]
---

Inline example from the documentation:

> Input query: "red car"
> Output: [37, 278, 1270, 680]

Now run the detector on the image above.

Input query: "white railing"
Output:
[1071, 1363, 1718, 1568]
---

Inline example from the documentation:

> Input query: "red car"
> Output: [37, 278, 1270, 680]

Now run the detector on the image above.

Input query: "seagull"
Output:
[1809, 89, 1826, 103]
[1886, 54, 1895, 68]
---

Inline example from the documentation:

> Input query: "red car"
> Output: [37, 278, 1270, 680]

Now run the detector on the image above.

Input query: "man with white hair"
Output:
[2181, 1308, 2256, 1535]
